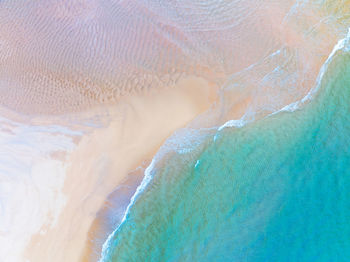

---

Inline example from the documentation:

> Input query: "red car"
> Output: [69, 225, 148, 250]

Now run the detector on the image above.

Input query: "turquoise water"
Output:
[102, 37, 350, 261]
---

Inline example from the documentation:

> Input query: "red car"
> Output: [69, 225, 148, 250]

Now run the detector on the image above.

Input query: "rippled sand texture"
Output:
[0, 0, 298, 114]
[1, 1, 349, 116]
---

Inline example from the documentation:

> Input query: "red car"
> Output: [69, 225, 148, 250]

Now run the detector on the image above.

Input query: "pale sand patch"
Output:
[23, 76, 218, 262]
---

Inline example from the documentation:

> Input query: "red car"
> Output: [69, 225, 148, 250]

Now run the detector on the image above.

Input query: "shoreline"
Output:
[81, 162, 148, 262]
[18, 75, 219, 262]
[97, 29, 349, 261]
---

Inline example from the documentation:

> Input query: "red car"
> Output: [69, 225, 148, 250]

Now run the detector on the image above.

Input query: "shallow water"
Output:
[101, 0, 350, 261]
[103, 33, 350, 262]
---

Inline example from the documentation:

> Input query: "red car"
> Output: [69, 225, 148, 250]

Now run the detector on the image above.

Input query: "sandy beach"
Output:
[0, 1, 344, 261]
[18, 76, 218, 262]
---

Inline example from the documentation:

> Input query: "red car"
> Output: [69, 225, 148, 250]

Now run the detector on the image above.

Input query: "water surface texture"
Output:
[101, 0, 350, 261]
[103, 31, 350, 262]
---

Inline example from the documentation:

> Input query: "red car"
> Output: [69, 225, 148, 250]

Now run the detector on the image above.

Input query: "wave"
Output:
[275, 28, 350, 114]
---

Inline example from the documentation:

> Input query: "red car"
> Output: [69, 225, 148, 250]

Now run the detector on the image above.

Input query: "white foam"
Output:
[194, 160, 200, 168]
[276, 30, 349, 115]
[99, 159, 156, 262]
[217, 118, 246, 131]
